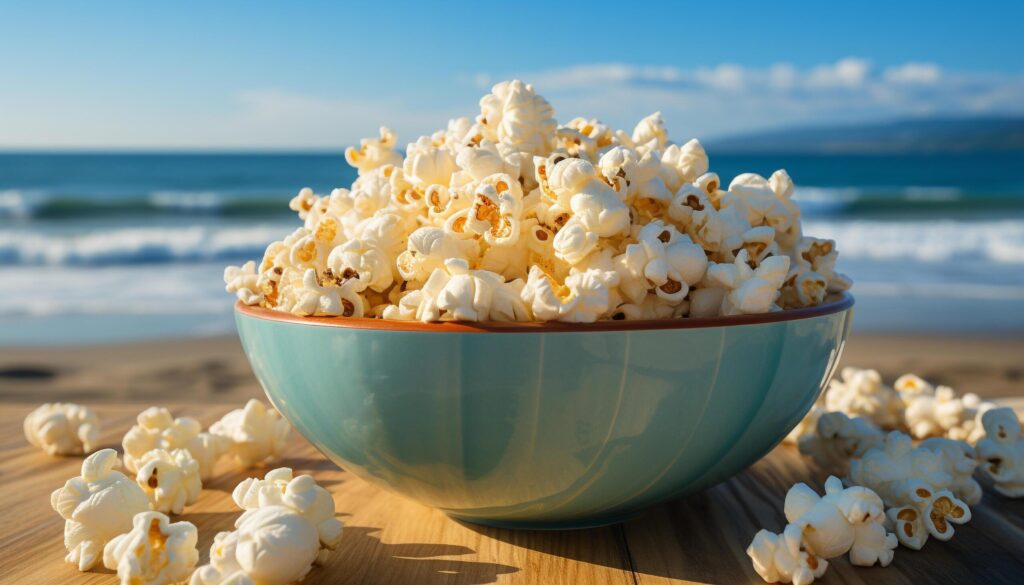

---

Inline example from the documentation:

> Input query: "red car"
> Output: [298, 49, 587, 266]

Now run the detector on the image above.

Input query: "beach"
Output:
[3, 331, 1022, 405]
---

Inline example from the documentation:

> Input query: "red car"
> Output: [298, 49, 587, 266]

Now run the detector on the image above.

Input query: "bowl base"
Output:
[447, 510, 645, 531]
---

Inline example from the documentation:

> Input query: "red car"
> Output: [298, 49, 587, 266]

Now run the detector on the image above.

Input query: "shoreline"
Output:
[2, 331, 1021, 403]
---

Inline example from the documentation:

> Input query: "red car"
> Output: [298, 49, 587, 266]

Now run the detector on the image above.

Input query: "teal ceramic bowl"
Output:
[235, 293, 853, 529]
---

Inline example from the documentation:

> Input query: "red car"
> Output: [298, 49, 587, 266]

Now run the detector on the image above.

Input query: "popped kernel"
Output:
[102, 511, 198, 585]
[210, 400, 292, 469]
[51, 449, 150, 571]
[232, 468, 343, 566]
[345, 127, 403, 175]
[975, 407, 1024, 497]
[823, 367, 905, 430]
[190, 506, 319, 585]
[24, 402, 99, 456]
[783, 476, 895, 565]
[748, 524, 828, 585]
[135, 448, 202, 515]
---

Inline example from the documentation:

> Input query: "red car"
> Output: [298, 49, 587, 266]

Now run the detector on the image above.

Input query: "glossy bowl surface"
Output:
[235, 294, 853, 529]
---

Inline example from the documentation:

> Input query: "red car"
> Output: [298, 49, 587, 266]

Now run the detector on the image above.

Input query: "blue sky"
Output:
[2, 0, 1023, 149]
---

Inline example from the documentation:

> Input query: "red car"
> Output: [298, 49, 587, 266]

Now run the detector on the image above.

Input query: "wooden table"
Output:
[2, 403, 1022, 585]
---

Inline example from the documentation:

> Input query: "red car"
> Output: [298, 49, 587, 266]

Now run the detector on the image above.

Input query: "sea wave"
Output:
[794, 186, 1024, 217]
[806, 219, 1024, 264]
[0, 189, 290, 220]
[0, 225, 286, 266]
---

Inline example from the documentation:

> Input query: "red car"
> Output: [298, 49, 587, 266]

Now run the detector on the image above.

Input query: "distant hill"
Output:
[705, 117, 1024, 154]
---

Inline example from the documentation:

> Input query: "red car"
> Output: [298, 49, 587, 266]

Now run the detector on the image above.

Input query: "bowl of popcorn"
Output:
[228, 80, 854, 528]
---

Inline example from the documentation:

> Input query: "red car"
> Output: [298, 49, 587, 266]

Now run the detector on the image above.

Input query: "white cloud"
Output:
[884, 62, 942, 85]
[805, 58, 872, 89]
[476, 58, 1024, 139]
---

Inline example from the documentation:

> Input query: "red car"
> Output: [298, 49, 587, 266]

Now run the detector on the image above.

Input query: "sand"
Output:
[1, 332, 1021, 404]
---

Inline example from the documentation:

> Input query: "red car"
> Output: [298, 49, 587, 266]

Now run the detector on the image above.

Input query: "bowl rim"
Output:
[235, 291, 853, 334]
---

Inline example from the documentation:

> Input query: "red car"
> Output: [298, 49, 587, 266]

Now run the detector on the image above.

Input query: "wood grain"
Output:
[1, 401, 1022, 585]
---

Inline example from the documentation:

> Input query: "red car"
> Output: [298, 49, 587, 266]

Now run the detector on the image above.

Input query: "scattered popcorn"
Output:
[135, 449, 202, 515]
[747, 524, 828, 585]
[848, 432, 973, 549]
[790, 369, 999, 452]
[783, 476, 896, 565]
[823, 368, 904, 430]
[975, 407, 1024, 497]
[797, 412, 884, 475]
[122, 407, 226, 481]
[24, 402, 99, 456]
[232, 468, 343, 565]
[189, 506, 321, 585]
[227, 80, 849, 322]
[748, 476, 896, 585]
[102, 511, 198, 585]
[51, 449, 150, 571]
[210, 400, 291, 468]
[919, 438, 982, 505]
[904, 385, 974, 440]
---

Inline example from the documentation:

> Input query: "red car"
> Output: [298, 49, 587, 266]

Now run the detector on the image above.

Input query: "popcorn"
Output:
[797, 412, 884, 475]
[615, 220, 707, 305]
[135, 449, 202, 515]
[822, 367, 905, 430]
[24, 402, 99, 456]
[700, 251, 790, 316]
[749, 475, 898, 585]
[120, 406, 226, 482]
[403, 135, 456, 188]
[783, 476, 895, 565]
[975, 407, 1024, 497]
[521, 265, 618, 323]
[631, 112, 668, 152]
[288, 268, 364, 317]
[791, 237, 851, 294]
[918, 438, 982, 505]
[727, 173, 795, 236]
[478, 80, 556, 155]
[660, 139, 709, 193]
[190, 506, 320, 585]
[232, 468, 343, 565]
[904, 385, 971, 439]
[345, 127, 402, 175]
[102, 511, 198, 585]
[848, 432, 974, 548]
[747, 524, 828, 585]
[388, 259, 530, 322]
[51, 449, 150, 571]
[224, 261, 263, 306]
[884, 488, 971, 550]
[466, 174, 524, 247]
[210, 400, 291, 469]
[226, 80, 849, 323]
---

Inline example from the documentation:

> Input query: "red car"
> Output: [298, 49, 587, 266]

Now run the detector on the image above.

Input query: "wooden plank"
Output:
[624, 444, 1024, 585]
[0, 403, 635, 585]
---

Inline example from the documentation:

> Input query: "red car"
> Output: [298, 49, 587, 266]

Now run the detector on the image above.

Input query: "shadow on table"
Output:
[451, 477, 765, 583]
[330, 526, 519, 585]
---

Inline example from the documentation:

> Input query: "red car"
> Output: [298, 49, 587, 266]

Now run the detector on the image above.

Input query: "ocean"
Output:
[2, 152, 1023, 345]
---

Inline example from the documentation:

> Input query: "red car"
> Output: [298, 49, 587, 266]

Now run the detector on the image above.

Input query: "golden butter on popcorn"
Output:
[102, 511, 199, 585]
[226, 80, 850, 322]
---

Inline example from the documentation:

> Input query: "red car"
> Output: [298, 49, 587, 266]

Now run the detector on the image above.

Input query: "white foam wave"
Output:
[0, 224, 285, 266]
[806, 219, 1024, 264]
[148, 191, 226, 211]
[0, 189, 44, 219]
